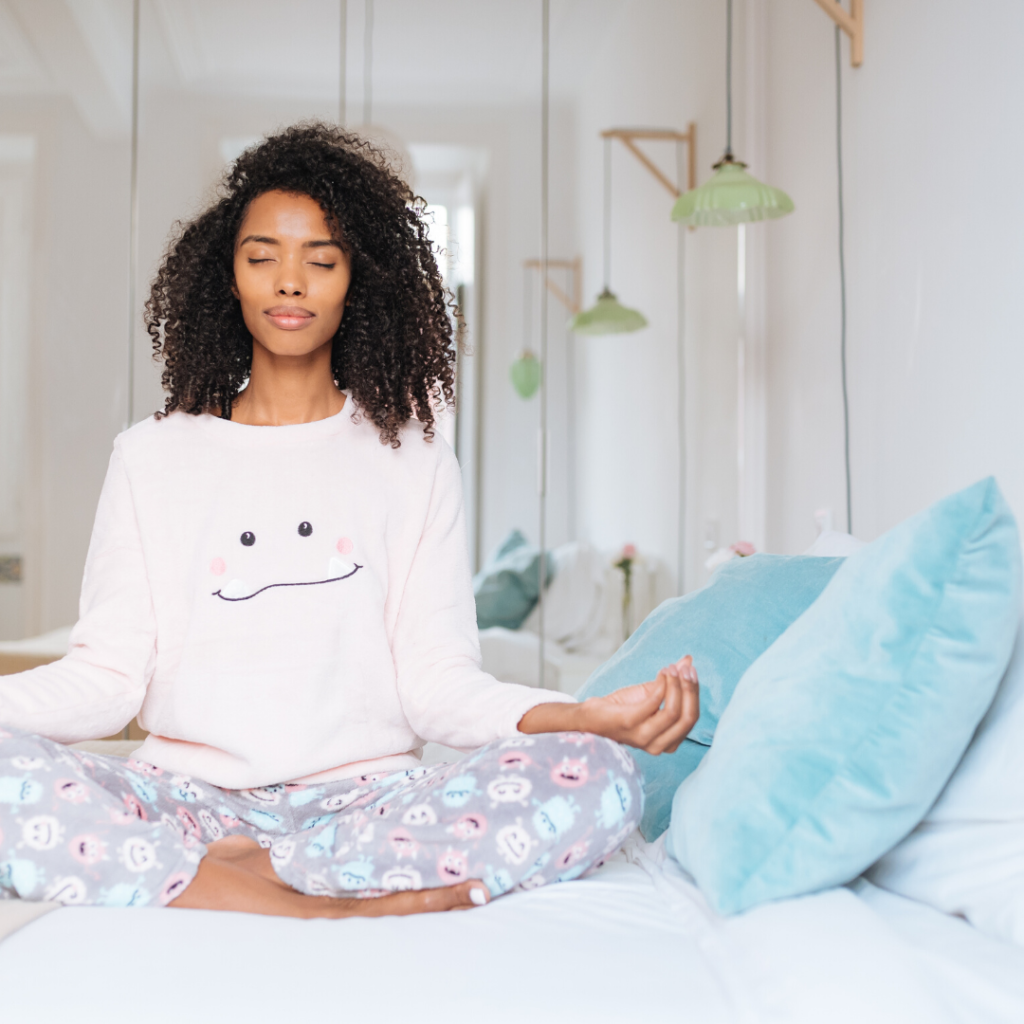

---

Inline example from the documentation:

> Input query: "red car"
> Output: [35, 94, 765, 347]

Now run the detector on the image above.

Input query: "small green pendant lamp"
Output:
[570, 137, 647, 335]
[510, 350, 541, 399]
[671, 0, 794, 227]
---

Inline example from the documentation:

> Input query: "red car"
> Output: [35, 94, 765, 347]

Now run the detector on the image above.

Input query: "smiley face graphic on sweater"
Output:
[160, 497, 394, 741]
[208, 516, 361, 602]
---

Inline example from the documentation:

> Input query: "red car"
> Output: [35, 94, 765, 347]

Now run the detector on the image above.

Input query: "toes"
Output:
[425, 880, 490, 912]
[460, 880, 490, 907]
[356, 880, 491, 918]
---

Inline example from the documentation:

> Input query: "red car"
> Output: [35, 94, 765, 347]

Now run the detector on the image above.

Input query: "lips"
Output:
[264, 305, 315, 330]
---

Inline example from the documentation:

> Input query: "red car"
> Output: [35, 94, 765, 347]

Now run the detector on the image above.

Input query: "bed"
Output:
[2, 831, 1022, 1024]
[3, 531, 1023, 1022]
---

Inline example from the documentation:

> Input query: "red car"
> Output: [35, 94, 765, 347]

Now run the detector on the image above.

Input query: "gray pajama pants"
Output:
[0, 726, 643, 907]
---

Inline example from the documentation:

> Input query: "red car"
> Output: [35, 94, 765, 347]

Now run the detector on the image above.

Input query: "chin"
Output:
[256, 336, 331, 358]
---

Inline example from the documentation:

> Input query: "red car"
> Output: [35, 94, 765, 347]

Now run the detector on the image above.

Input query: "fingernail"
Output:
[469, 887, 488, 906]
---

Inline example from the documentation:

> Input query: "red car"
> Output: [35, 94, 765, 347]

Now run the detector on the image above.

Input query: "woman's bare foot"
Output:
[168, 835, 491, 918]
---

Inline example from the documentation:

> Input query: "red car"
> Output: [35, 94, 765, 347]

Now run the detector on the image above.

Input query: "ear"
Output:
[231, 280, 240, 300]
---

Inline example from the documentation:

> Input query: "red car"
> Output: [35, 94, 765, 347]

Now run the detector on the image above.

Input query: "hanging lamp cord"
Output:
[835, 20, 852, 534]
[602, 135, 612, 290]
[725, 0, 733, 159]
[537, 0, 550, 688]
[523, 263, 532, 355]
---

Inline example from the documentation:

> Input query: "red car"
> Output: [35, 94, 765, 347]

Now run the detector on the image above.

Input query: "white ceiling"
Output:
[1, 0, 625, 135]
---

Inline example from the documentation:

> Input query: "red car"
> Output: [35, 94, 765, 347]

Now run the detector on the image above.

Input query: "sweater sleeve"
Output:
[0, 443, 155, 742]
[391, 443, 575, 750]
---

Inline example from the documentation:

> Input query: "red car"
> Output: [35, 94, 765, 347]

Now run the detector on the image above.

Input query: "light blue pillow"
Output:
[669, 478, 1023, 915]
[474, 530, 553, 630]
[576, 554, 844, 839]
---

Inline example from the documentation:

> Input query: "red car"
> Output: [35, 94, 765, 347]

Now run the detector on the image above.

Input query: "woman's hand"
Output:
[518, 656, 700, 756]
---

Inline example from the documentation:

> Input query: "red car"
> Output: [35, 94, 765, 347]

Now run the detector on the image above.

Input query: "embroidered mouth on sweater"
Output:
[212, 561, 362, 602]
[210, 522, 361, 601]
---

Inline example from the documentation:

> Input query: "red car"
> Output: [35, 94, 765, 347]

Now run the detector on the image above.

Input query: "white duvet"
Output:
[2, 836, 1021, 1024]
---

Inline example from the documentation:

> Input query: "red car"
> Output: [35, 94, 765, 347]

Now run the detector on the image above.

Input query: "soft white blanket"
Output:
[2, 837, 1022, 1024]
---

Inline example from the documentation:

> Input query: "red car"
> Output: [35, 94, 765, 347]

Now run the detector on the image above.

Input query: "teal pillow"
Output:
[474, 530, 553, 630]
[669, 478, 1023, 915]
[576, 554, 844, 840]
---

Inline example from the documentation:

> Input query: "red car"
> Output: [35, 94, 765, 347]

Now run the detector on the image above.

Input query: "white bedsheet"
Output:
[2, 838, 1022, 1024]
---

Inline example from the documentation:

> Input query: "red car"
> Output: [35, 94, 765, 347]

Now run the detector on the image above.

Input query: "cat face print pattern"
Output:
[0, 728, 642, 906]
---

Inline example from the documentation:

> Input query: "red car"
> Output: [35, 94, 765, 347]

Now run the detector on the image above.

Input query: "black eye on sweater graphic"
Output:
[209, 521, 362, 601]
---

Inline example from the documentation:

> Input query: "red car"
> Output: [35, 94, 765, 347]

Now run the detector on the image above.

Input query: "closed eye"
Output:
[310, 262, 336, 268]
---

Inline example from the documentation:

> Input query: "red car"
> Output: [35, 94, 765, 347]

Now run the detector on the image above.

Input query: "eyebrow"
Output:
[237, 234, 342, 249]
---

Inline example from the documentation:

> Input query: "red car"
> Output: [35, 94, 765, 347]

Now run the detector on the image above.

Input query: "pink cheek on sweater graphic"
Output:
[209, 540, 352, 577]
[208, 531, 361, 601]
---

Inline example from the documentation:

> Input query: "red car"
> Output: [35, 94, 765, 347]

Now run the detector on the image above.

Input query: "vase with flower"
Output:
[613, 543, 638, 641]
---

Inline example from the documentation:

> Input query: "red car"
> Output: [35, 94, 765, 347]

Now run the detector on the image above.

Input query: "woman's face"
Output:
[232, 190, 351, 359]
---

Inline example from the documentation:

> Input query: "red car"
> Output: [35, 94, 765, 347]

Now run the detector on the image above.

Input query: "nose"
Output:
[275, 257, 307, 298]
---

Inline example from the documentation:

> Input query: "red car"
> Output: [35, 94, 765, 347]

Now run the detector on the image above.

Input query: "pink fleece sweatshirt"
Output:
[0, 406, 574, 788]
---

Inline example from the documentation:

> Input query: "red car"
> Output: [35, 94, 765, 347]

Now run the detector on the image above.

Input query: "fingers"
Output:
[586, 656, 699, 753]
[650, 669, 700, 755]
[630, 666, 684, 749]
[675, 654, 698, 686]
[613, 676, 668, 728]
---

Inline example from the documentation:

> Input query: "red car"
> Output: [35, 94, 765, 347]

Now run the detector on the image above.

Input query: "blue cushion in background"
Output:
[474, 530, 553, 630]
[669, 478, 1023, 915]
[576, 554, 844, 839]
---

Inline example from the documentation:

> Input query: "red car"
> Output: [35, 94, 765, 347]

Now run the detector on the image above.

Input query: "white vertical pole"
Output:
[363, 0, 373, 126]
[676, 142, 687, 596]
[565, 264, 577, 543]
[737, 223, 746, 535]
[339, 0, 347, 124]
[124, 0, 140, 738]
[126, 0, 140, 431]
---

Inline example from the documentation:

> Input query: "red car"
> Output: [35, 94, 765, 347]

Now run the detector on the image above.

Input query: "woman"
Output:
[0, 124, 698, 919]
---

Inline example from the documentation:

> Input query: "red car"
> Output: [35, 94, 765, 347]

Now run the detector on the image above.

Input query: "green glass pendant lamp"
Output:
[510, 350, 541, 399]
[672, 0, 794, 227]
[570, 136, 647, 335]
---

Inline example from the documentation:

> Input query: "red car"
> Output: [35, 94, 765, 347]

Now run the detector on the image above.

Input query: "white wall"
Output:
[21, 0, 1015, 640]
[763, 0, 1024, 551]
[570, 0, 743, 594]
[0, 96, 129, 637]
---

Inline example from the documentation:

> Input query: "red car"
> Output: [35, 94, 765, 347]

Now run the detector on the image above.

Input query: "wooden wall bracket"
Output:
[813, 0, 863, 67]
[599, 124, 697, 199]
[523, 257, 582, 314]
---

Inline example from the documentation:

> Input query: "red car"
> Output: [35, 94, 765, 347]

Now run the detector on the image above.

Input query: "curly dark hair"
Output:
[145, 121, 455, 446]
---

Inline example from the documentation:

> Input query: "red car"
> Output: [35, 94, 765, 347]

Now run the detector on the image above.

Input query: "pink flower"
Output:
[730, 541, 756, 557]
[621, 543, 637, 559]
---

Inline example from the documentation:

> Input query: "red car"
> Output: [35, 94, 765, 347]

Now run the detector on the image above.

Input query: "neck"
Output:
[230, 341, 346, 426]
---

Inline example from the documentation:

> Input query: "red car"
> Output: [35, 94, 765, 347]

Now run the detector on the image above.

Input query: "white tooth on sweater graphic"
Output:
[329, 557, 355, 577]
[222, 579, 250, 599]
